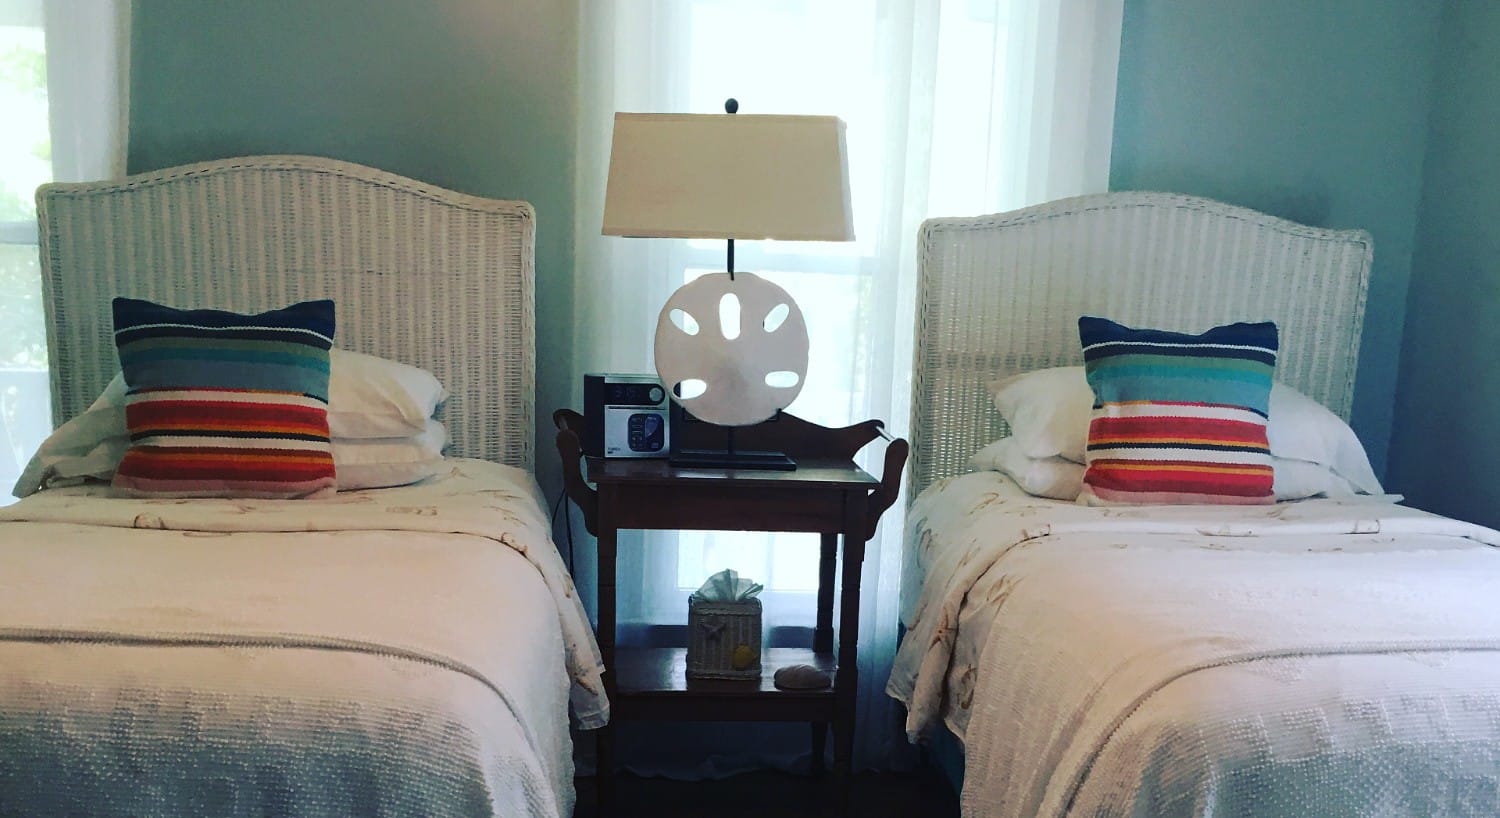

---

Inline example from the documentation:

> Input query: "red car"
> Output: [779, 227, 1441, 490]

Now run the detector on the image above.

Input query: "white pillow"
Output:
[1271, 458, 1364, 501]
[1263, 384, 1382, 495]
[326, 348, 447, 438]
[12, 349, 449, 497]
[11, 406, 131, 497]
[987, 366, 1383, 494]
[990, 367, 1094, 462]
[970, 437, 1364, 503]
[334, 420, 448, 490]
[968, 437, 1083, 500]
[14, 422, 448, 496]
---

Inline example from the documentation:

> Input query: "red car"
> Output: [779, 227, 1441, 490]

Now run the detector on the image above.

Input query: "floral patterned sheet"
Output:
[888, 471, 1500, 817]
[0, 458, 605, 818]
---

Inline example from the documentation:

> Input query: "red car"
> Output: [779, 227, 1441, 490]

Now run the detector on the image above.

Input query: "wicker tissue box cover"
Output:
[686, 593, 762, 679]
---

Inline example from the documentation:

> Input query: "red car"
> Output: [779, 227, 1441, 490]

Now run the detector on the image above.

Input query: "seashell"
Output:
[773, 663, 832, 690]
[731, 643, 757, 670]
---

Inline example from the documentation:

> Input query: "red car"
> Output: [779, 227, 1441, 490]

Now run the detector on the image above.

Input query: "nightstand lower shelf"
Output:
[613, 647, 837, 722]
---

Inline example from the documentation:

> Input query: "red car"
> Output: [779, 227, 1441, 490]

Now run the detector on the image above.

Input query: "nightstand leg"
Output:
[814, 532, 837, 654]
[810, 721, 827, 775]
[596, 725, 615, 813]
[596, 506, 619, 815]
[813, 531, 836, 780]
[832, 665, 858, 812]
[834, 514, 867, 814]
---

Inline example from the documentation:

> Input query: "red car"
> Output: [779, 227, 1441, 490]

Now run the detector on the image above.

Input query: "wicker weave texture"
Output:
[36, 155, 536, 472]
[686, 595, 762, 680]
[909, 191, 1372, 494]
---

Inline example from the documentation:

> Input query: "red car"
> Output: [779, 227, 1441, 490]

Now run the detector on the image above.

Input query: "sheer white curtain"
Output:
[0, 0, 129, 501]
[573, 0, 1120, 772]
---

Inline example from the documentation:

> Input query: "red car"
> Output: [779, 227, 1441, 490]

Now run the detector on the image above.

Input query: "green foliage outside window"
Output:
[1, 30, 49, 369]
[0, 245, 44, 369]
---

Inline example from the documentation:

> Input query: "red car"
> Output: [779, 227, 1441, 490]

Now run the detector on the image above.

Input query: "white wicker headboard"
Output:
[36, 155, 537, 471]
[909, 191, 1372, 494]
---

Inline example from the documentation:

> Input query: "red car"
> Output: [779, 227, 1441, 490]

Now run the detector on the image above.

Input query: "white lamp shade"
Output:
[602, 113, 854, 242]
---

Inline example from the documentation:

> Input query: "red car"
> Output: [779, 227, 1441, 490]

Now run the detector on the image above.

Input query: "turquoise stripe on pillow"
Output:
[1087, 369, 1274, 416]
[117, 358, 332, 398]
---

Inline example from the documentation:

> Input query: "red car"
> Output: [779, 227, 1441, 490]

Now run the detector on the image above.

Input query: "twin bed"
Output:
[0, 156, 604, 817]
[5, 158, 1499, 817]
[891, 194, 1500, 816]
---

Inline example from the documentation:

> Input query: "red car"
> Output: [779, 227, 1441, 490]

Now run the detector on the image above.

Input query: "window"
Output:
[581, 0, 1120, 649]
[658, 0, 1032, 604]
[0, 0, 50, 501]
[577, 0, 1121, 769]
[0, 0, 128, 501]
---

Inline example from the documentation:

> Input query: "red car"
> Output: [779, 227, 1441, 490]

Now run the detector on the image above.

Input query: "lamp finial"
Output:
[724, 98, 738, 114]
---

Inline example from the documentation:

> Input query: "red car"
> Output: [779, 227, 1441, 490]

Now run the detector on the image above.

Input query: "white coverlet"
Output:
[0, 458, 606, 818]
[888, 472, 1500, 817]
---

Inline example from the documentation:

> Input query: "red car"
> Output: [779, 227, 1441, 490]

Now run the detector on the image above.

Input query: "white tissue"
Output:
[694, 568, 763, 602]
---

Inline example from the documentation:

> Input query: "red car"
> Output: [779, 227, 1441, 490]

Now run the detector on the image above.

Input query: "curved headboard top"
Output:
[909, 190, 1373, 494]
[36, 154, 537, 471]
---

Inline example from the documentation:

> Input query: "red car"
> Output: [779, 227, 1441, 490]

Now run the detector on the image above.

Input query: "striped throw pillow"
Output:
[111, 298, 338, 498]
[1079, 316, 1278, 505]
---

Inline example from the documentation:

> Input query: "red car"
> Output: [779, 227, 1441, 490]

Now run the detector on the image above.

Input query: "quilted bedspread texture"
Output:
[0, 459, 606, 818]
[891, 472, 1500, 818]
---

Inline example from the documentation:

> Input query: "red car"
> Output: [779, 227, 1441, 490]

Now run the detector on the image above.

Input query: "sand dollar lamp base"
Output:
[654, 271, 807, 469]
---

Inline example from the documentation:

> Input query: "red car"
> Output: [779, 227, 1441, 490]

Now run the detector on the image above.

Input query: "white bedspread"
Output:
[888, 472, 1500, 817]
[0, 458, 606, 818]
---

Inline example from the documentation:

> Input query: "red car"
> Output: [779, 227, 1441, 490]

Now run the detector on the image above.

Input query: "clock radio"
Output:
[582, 373, 671, 458]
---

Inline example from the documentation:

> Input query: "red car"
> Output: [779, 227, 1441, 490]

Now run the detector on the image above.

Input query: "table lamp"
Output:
[602, 100, 854, 469]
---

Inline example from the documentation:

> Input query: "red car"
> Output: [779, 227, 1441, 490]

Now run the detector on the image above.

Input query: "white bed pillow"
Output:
[12, 349, 450, 497]
[1271, 458, 1365, 501]
[970, 437, 1365, 503]
[969, 437, 1083, 500]
[1263, 384, 1382, 495]
[13, 421, 448, 496]
[10, 405, 131, 497]
[334, 420, 448, 490]
[990, 366, 1094, 462]
[325, 348, 447, 438]
[987, 366, 1383, 494]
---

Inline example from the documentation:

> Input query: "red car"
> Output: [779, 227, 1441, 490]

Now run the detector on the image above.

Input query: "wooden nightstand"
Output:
[554, 409, 907, 815]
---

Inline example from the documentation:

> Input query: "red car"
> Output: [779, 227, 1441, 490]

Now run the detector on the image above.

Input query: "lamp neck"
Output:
[727, 238, 735, 282]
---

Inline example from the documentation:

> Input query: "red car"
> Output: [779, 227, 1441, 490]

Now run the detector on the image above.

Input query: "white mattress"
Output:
[0, 459, 606, 818]
[888, 471, 1500, 817]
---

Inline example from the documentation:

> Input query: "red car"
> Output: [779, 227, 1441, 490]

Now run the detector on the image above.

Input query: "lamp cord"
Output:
[551, 477, 577, 579]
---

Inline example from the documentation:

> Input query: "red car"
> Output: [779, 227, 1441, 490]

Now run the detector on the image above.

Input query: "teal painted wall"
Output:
[127, 0, 578, 496]
[1110, 0, 1444, 479]
[126, 1, 1483, 508]
[1388, 2, 1500, 524]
